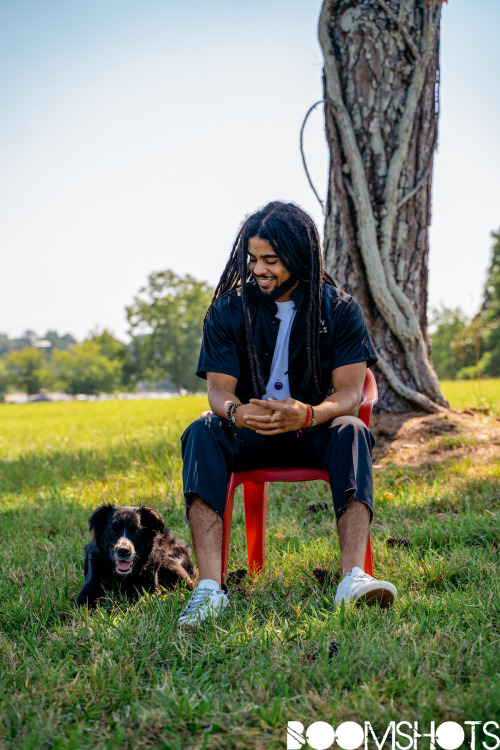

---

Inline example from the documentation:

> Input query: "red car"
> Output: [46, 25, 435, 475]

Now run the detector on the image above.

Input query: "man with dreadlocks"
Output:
[178, 201, 397, 626]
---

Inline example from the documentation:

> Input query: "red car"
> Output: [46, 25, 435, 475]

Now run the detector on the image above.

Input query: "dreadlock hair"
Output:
[205, 201, 336, 402]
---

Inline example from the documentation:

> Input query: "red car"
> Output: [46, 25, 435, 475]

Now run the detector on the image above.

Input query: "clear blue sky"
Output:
[1, 0, 499, 341]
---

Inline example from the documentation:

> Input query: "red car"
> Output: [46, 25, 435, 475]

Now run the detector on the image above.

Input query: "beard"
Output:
[253, 273, 299, 302]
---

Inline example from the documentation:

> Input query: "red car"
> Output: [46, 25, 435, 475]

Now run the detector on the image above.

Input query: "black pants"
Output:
[180, 415, 375, 522]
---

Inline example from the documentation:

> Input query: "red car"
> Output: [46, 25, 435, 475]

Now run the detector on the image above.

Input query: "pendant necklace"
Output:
[274, 371, 288, 391]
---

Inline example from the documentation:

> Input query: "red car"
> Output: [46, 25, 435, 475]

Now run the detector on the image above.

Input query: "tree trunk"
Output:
[318, 0, 448, 413]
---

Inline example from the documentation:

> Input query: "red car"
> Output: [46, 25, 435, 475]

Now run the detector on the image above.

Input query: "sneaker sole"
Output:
[352, 581, 397, 608]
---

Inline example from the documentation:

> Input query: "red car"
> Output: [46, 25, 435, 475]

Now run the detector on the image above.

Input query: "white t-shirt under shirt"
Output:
[262, 300, 296, 400]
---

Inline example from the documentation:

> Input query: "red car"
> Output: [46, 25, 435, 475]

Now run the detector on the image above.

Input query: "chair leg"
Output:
[364, 533, 373, 577]
[225, 477, 374, 581]
[221, 490, 235, 586]
[243, 481, 268, 576]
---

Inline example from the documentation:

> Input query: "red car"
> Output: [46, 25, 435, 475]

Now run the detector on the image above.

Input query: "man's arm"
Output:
[206, 372, 271, 429]
[313, 361, 367, 424]
[245, 361, 367, 434]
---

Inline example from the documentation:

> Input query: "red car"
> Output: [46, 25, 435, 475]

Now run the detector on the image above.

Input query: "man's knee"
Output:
[331, 414, 367, 431]
[327, 414, 375, 453]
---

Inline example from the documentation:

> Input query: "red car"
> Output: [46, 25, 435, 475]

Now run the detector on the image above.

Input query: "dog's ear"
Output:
[88, 504, 114, 537]
[140, 506, 165, 533]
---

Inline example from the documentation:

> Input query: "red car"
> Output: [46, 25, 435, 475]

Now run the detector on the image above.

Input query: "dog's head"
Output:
[88, 504, 165, 576]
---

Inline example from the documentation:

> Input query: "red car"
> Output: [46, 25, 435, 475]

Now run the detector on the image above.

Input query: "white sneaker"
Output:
[334, 567, 397, 608]
[177, 585, 229, 626]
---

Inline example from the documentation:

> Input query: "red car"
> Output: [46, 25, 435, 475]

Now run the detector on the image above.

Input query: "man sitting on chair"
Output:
[178, 201, 397, 626]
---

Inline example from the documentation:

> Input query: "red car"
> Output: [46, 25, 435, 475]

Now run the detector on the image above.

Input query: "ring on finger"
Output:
[268, 413, 276, 423]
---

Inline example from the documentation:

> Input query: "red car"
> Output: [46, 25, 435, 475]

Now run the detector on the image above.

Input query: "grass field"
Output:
[441, 378, 500, 415]
[0, 396, 499, 749]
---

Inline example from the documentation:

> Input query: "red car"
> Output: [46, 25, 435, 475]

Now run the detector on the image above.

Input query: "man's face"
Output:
[247, 236, 298, 302]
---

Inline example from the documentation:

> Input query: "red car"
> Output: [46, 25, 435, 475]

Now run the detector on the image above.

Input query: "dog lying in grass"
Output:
[76, 504, 196, 607]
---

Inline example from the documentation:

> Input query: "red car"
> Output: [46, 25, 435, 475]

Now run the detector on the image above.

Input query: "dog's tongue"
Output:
[117, 561, 132, 571]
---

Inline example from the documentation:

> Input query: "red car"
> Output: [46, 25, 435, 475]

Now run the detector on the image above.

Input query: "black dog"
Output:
[76, 504, 196, 607]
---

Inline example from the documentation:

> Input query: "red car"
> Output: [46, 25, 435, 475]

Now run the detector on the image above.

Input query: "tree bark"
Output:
[318, 0, 448, 413]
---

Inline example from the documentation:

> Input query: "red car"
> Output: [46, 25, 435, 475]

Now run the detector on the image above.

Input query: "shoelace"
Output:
[351, 571, 373, 583]
[180, 588, 217, 615]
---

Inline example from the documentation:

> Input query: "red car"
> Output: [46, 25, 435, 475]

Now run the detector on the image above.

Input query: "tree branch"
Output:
[299, 100, 326, 213]
[375, 1, 444, 387]
[397, 125, 437, 210]
[377, 0, 421, 62]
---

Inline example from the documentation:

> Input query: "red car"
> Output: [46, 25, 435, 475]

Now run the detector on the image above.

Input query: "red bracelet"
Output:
[297, 404, 312, 437]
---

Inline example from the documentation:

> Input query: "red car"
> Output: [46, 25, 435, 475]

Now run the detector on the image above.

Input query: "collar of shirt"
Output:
[246, 279, 306, 315]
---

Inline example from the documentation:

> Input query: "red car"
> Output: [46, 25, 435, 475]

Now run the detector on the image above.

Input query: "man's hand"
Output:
[234, 402, 274, 431]
[206, 373, 273, 432]
[243, 397, 308, 435]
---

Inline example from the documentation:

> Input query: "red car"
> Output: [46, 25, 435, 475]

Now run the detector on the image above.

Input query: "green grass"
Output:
[441, 378, 500, 415]
[0, 398, 499, 749]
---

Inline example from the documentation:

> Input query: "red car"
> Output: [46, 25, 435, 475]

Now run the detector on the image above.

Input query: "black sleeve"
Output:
[332, 299, 377, 371]
[196, 302, 241, 381]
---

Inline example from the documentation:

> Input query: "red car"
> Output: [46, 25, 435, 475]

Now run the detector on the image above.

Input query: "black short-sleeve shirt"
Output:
[197, 281, 377, 404]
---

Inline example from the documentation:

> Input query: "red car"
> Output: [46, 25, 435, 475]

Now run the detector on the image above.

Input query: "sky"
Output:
[1, 0, 499, 342]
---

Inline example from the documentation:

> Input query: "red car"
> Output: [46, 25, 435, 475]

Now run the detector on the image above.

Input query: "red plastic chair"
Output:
[203, 369, 378, 584]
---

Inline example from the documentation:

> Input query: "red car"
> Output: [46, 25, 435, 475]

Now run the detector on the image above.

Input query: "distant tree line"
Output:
[1, 234, 498, 399]
[0, 271, 213, 398]
[431, 229, 500, 380]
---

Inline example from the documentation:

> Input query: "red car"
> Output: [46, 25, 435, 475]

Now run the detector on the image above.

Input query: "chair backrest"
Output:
[358, 368, 378, 428]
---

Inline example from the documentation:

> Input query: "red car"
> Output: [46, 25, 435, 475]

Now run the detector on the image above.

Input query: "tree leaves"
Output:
[126, 270, 213, 392]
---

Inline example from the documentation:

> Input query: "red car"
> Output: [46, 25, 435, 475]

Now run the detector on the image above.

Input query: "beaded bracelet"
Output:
[226, 402, 243, 428]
